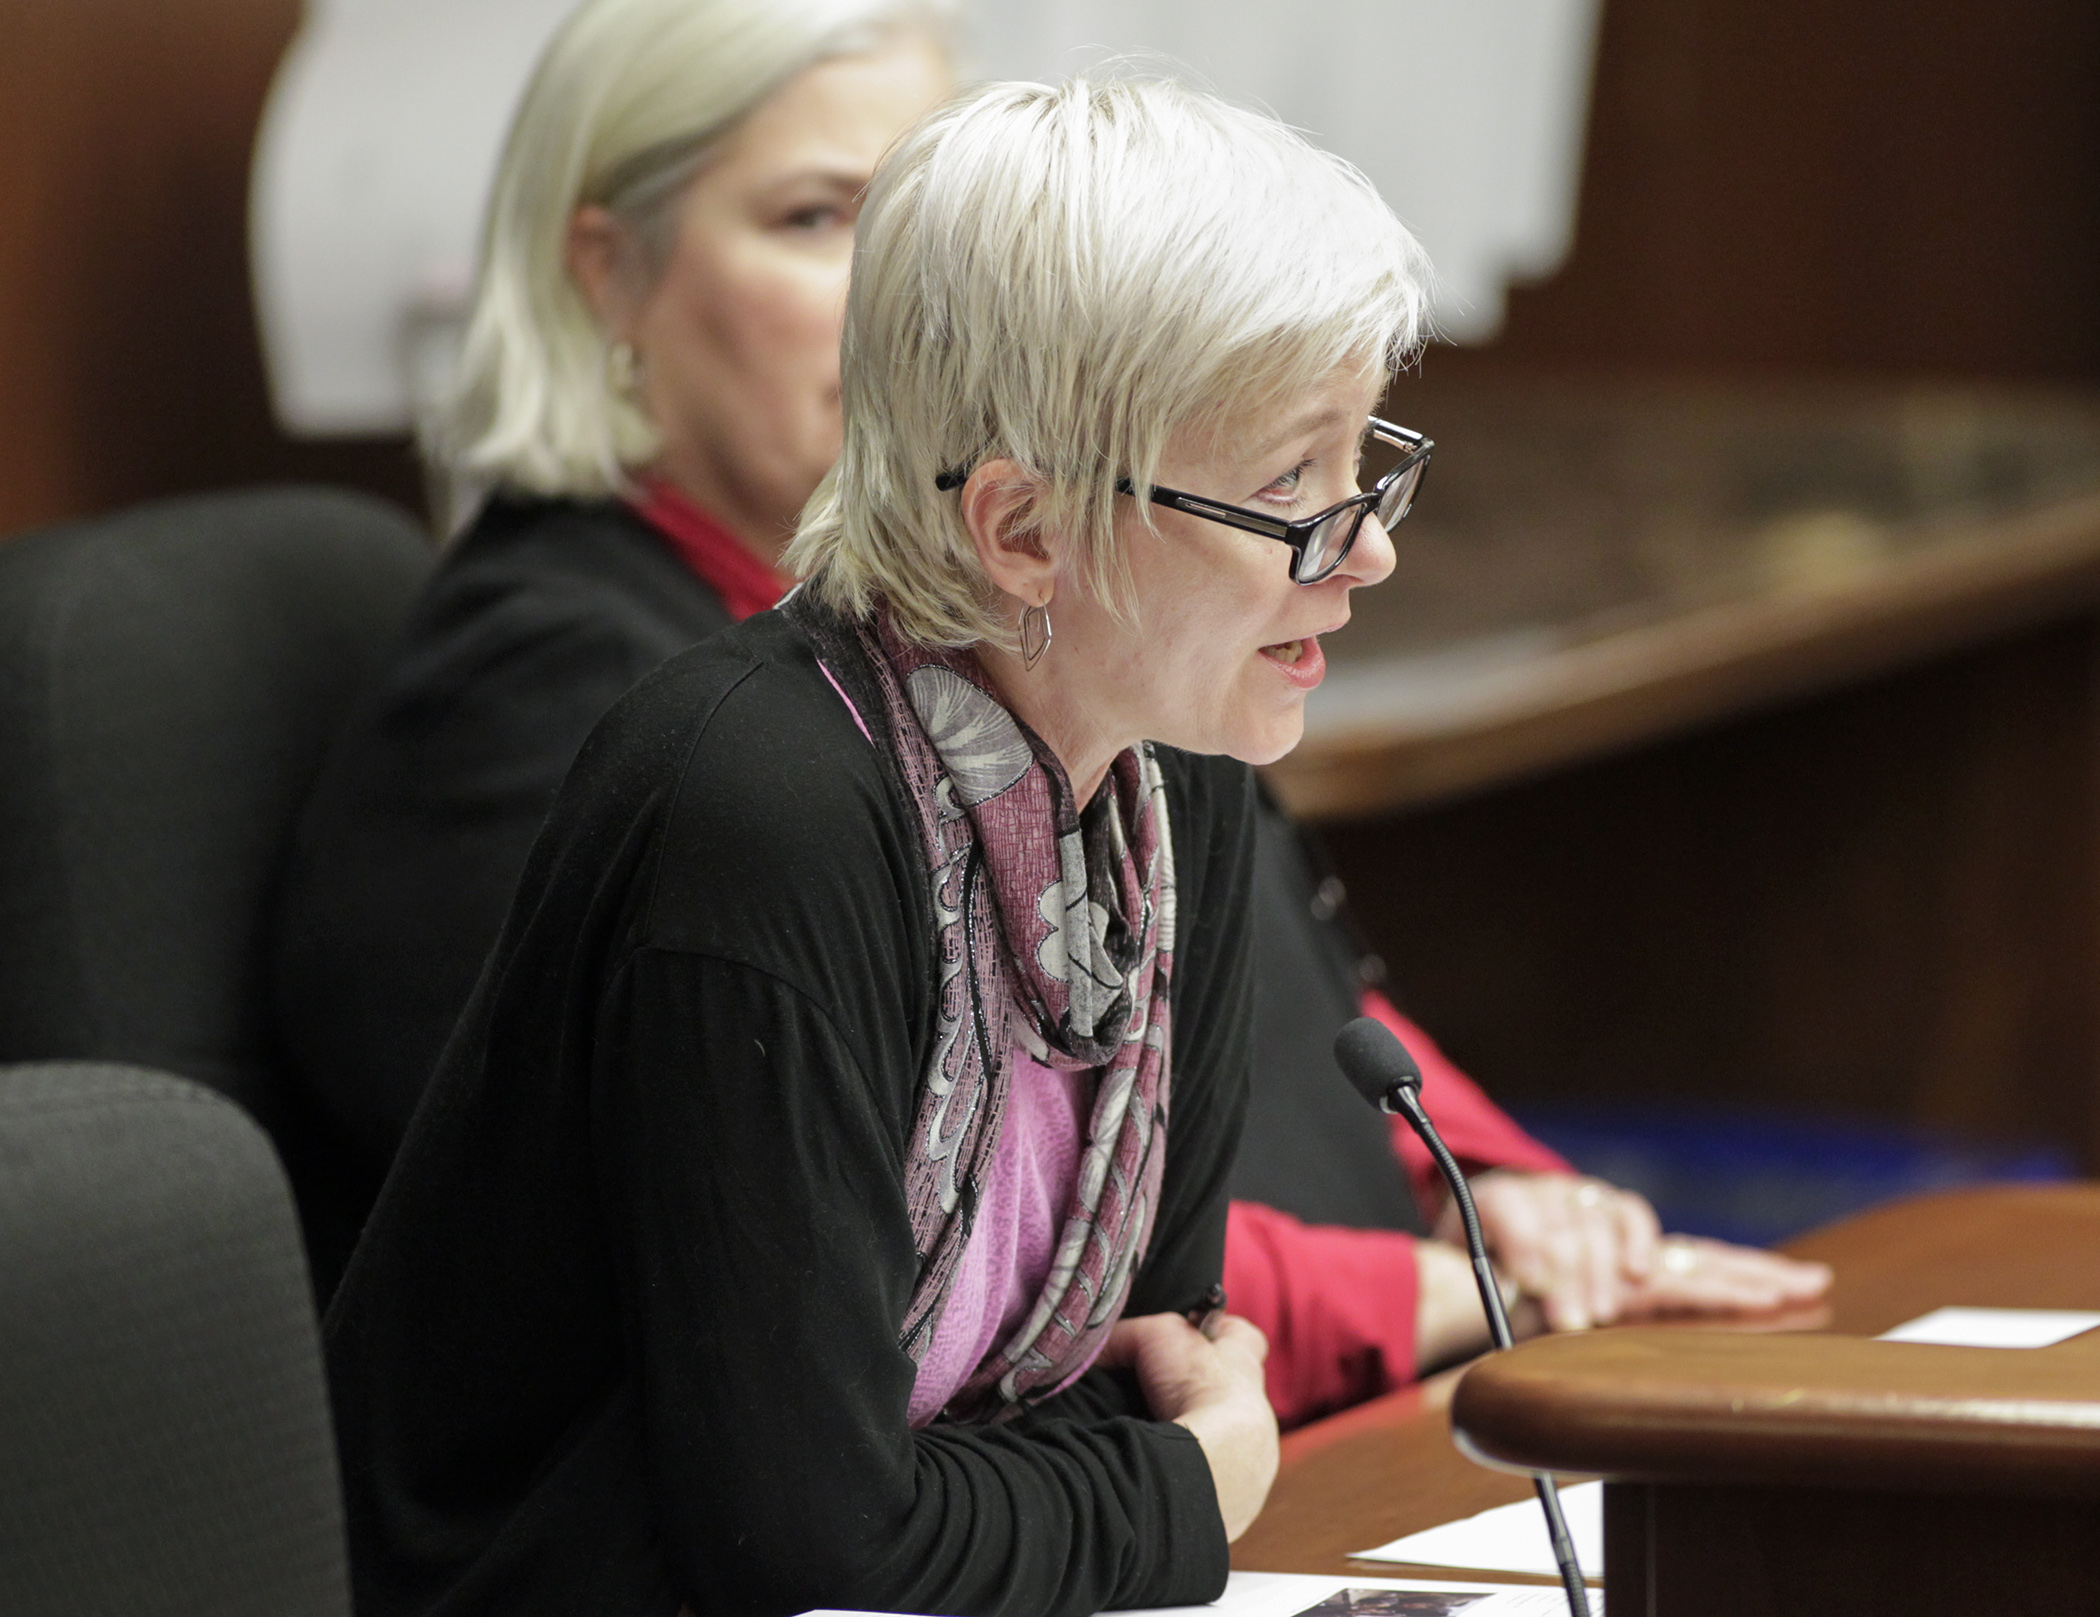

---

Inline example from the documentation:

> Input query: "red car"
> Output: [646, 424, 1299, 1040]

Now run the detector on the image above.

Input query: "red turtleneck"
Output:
[630, 479, 789, 623]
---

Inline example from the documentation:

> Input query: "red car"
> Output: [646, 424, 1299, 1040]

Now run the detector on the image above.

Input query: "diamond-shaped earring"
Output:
[1020, 602, 1053, 670]
[607, 340, 641, 396]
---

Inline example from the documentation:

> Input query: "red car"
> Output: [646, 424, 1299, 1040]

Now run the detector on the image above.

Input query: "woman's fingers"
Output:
[1207, 1311, 1270, 1366]
[1625, 1238, 1833, 1317]
[1530, 1218, 1600, 1332]
[1615, 1186, 1664, 1284]
[1457, 1172, 1833, 1334]
[1581, 1200, 1626, 1328]
[1104, 1310, 1270, 1424]
[1469, 1172, 1656, 1332]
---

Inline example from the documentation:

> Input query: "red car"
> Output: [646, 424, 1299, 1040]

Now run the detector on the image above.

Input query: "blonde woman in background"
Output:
[272, 0, 951, 1287]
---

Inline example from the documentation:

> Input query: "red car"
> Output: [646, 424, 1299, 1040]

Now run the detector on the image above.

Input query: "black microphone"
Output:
[1333, 1016, 1593, 1617]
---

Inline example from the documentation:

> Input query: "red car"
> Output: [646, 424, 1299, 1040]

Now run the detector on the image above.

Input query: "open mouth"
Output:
[1258, 635, 1327, 688]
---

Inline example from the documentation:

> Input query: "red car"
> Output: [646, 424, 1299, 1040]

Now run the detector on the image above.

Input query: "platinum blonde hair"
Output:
[429, 0, 951, 517]
[786, 75, 1434, 650]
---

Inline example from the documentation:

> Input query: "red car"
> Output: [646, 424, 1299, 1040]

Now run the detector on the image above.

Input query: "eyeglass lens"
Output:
[1296, 509, 1356, 581]
[1377, 457, 1425, 528]
[1295, 455, 1425, 582]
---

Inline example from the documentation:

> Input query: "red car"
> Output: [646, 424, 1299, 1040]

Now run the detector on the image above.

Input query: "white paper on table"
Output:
[1876, 1307, 2100, 1348]
[1352, 1480, 1603, 1579]
[801, 1568, 1599, 1616]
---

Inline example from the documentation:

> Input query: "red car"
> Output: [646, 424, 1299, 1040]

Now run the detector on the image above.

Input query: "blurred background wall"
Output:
[3, 0, 2097, 1237]
[3, 0, 2095, 539]
[1470, 0, 2100, 382]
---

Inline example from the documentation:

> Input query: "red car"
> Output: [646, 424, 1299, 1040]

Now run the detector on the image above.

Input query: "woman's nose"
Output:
[1337, 510, 1397, 589]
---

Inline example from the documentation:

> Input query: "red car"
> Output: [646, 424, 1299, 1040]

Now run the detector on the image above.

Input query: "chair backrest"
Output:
[0, 1061, 350, 1617]
[0, 485, 432, 1121]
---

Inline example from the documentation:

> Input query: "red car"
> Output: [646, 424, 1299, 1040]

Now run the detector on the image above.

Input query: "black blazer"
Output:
[271, 497, 732, 1218]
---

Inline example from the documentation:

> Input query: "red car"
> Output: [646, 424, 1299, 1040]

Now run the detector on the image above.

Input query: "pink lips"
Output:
[1258, 634, 1327, 689]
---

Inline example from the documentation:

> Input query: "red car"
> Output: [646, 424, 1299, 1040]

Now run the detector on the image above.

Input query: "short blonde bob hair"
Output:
[430, 0, 951, 510]
[787, 75, 1433, 651]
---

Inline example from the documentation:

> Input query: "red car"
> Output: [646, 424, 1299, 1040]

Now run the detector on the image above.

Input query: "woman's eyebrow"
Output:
[759, 165, 872, 193]
[1251, 405, 1350, 460]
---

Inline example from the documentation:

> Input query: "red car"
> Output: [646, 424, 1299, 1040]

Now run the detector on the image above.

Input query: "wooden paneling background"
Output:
[0, 0, 420, 540]
[1330, 622, 2100, 1158]
[1336, 0, 2100, 1160]
[1474, 0, 2100, 380]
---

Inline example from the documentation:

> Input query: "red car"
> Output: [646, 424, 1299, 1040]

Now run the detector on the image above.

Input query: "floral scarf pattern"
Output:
[785, 594, 1176, 1420]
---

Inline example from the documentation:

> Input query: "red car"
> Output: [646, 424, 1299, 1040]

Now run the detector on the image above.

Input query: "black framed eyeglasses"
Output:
[1128, 417, 1431, 584]
[934, 417, 1431, 585]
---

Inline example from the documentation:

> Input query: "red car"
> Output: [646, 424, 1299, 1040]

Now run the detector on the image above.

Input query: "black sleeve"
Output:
[597, 948, 1228, 1617]
[276, 592, 703, 1167]
[1121, 752, 1259, 1323]
[1013, 1365, 1149, 1427]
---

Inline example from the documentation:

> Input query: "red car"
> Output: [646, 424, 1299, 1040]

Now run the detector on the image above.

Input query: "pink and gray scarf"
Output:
[787, 595, 1176, 1420]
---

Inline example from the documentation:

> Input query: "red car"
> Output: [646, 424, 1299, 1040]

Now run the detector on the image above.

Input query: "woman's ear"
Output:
[564, 203, 644, 336]
[960, 459, 1058, 607]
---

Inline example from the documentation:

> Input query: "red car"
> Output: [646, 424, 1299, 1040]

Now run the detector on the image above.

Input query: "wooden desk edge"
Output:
[1451, 1326, 2100, 1497]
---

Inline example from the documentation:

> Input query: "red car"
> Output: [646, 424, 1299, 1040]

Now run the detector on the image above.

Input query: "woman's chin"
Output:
[1219, 706, 1307, 768]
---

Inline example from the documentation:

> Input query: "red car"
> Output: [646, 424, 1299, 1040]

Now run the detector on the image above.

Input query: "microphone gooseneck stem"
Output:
[1387, 1085, 1593, 1617]
[1390, 1087, 1513, 1351]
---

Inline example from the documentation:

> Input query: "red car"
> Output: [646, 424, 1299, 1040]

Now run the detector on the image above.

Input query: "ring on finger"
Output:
[1573, 1182, 1606, 1208]
[1660, 1239, 1699, 1275]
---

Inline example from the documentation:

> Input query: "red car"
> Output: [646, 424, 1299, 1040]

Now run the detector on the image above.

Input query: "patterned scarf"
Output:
[785, 594, 1176, 1420]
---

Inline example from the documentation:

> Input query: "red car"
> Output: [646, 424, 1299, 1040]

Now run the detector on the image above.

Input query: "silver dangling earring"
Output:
[1019, 602, 1053, 670]
[607, 339, 641, 396]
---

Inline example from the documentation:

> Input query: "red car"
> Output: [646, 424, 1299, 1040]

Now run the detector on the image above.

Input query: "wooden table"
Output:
[1232, 1183, 2100, 1587]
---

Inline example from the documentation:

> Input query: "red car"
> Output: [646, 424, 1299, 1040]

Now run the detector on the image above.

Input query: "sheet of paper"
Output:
[1352, 1480, 1603, 1578]
[801, 1569, 1600, 1617]
[1877, 1307, 2100, 1348]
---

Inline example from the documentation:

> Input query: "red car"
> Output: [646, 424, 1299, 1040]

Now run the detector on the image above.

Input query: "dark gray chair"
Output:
[0, 1060, 349, 1616]
[0, 484, 434, 1275]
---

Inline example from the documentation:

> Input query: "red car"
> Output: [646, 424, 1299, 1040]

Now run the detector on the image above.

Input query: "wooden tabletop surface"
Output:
[1230, 1183, 2100, 1582]
[1264, 381, 2100, 821]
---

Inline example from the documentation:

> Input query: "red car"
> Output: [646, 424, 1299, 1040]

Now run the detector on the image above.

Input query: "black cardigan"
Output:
[272, 498, 731, 1193]
[323, 610, 1258, 1617]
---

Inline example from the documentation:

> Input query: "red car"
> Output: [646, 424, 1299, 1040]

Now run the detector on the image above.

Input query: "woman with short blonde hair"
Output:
[788, 76, 1427, 649]
[327, 73, 1431, 1617]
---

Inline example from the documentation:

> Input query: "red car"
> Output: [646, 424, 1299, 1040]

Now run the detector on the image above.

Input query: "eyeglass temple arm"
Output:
[1369, 417, 1429, 452]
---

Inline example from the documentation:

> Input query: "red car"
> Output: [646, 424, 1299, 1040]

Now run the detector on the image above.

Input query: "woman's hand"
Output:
[1439, 1170, 1831, 1331]
[1099, 1312, 1279, 1541]
[1438, 1170, 1660, 1332]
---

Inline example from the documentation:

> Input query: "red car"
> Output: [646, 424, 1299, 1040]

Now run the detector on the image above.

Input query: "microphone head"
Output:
[1333, 1016, 1424, 1112]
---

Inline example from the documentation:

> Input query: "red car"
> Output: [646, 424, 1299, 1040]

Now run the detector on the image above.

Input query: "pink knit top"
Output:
[907, 1050, 1095, 1427]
